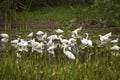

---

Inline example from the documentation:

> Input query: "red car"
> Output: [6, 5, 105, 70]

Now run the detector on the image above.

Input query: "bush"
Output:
[92, 0, 120, 27]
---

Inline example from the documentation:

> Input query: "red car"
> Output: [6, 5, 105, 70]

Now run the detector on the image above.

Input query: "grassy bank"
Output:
[0, 27, 120, 80]
[17, 4, 97, 24]
[0, 28, 120, 80]
[0, 4, 120, 80]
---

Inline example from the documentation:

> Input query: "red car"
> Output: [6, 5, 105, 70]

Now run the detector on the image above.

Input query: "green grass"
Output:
[0, 27, 120, 80]
[0, 51, 119, 80]
[16, 4, 120, 30]
[17, 4, 92, 22]
[0, 4, 120, 80]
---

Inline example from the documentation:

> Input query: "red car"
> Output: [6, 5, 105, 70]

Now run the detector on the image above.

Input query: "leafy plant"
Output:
[92, 0, 120, 27]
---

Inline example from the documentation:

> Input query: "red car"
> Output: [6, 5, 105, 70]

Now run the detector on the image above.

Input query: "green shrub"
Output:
[92, 0, 120, 27]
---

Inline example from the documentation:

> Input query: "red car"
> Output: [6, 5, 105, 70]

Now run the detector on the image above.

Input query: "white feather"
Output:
[111, 45, 120, 51]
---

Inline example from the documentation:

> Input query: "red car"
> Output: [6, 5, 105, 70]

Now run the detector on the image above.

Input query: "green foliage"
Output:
[92, 0, 120, 26]
[1, 0, 120, 31]
[0, 0, 17, 30]
[0, 0, 33, 31]
[0, 28, 120, 80]
[0, 0, 16, 20]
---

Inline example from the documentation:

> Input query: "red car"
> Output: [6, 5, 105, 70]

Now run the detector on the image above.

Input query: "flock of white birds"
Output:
[0, 26, 120, 60]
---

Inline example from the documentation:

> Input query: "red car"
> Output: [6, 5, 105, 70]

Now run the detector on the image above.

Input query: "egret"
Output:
[59, 38, 69, 49]
[63, 44, 75, 60]
[27, 32, 33, 38]
[42, 33, 47, 41]
[72, 26, 82, 38]
[55, 29, 64, 34]
[30, 41, 40, 52]
[0, 38, 9, 50]
[36, 31, 44, 36]
[69, 38, 76, 43]
[58, 35, 68, 44]
[0, 33, 9, 38]
[0, 33, 9, 50]
[81, 38, 88, 46]
[68, 37, 76, 46]
[16, 52, 21, 58]
[47, 34, 58, 40]
[1, 38, 9, 43]
[68, 37, 79, 53]
[87, 40, 92, 46]
[11, 38, 21, 48]
[47, 39, 53, 46]
[27, 38, 35, 47]
[33, 42, 44, 53]
[81, 33, 93, 47]
[85, 33, 89, 39]
[111, 45, 120, 56]
[110, 45, 120, 51]
[104, 32, 112, 38]
[99, 35, 110, 42]
[111, 38, 118, 43]
[60, 38, 68, 44]
[17, 40, 28, 52]
[36, 31, 44, 41]
[99, 32, 112, 42]
[0, 33, 9, 43]
[47, 42, 58, 56]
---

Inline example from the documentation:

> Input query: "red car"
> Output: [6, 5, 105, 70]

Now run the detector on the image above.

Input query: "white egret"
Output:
[111, 45, 120, 56]
[72, 26, 82, 38]
[0, 38, 9, 50]
[0, 33, 9, 43]
[30, 41, 40, 52]
[36, 31, 44, 36]
[11, 38, 21, 48]
[16, 52, 21, 58]
[36, 31, 44, 41]
[33, 42, 44, 53]
[47, 42, 58, 56]
[85, 33, 89, 39]
[17, 40, 28, 52]
[68, 38, 76, 46]
[47, 34, 58, 40]
[42, 33, 47, 41]
[87, 40, 92, 46]
[63, 44, 75, 60]
[99, 35, 109, 42]
[110, 45, 120, 51]
[99, 32, 112, 42]
[59, 38, 69, 49]
[27, 32, 33, 38]
[0, 33, 9, 38]
[47, 39, 53, 46]
[55, 29, 64, 34]
[111, 38, 118, 43]
[104, 32, 112, 38]
[68, 37, 79, 53]
[0, 33, 9, 50]
[81, 33, 93, 47]
[58, 35, 68, 44]
[1, 38, 9, 43]
[81, 38, 88, 45]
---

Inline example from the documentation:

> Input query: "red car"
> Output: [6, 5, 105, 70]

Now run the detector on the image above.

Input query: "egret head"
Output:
[85, 33, 88, 35]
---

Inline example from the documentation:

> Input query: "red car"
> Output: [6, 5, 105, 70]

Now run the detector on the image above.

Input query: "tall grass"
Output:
[1, 0, 120, 31]
[1, 48, 119, 80]
[0, 28, 120, 80]
[0, 0, 16, 31]
[92, 0, 120, 27]
[0, 0, 33, 31]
